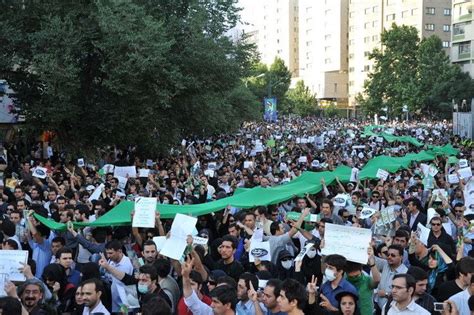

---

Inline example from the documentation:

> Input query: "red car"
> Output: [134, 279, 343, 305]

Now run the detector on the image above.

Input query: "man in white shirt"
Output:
[81, 278, 110, 315]
[105, 240, 134, 313]
[449, 275, 474, 315]
[382, 274, 430, 315]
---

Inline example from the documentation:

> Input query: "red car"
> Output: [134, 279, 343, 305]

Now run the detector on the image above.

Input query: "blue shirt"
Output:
[236, 300, 267, 315]
[29, 233, 53, 278]
[321, 278, 358, 308]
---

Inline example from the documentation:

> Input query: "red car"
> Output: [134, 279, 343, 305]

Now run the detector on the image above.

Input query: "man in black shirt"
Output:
[435, 256, 474, 302]
[215, 235, 244, 281]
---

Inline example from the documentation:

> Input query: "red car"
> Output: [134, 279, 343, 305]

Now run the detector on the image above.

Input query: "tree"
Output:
[283, 80, 319, 116]
[245, 57, 291, 114]
[0, 0, 260, 155]
[358, 24, 474, 118]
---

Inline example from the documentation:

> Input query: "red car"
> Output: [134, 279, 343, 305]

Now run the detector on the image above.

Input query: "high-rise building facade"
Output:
[348, 0, 453, 108]
[451, 0, 473, 77]
[298, 0, 349, 106]
[245, 0, 300, 77]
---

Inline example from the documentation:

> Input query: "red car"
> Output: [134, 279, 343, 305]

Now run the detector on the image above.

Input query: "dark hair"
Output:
[52, 236, 66, 246]
[239, 272, 258, 291]
[221, 235, 238, 249]
[79, 278, 104, 294]
[469, 295, 474, 312]
[266, 279, 282, 298]
[139, 264, 158, 282]
[324, 254, 347, 272]
[105, 239, 122, 251]
[143, 240, 157, 249]
[256, 206, 267, 216]
[394, 229, 410, 242]
[55, 247, 73, 259]
[42, 264, 67, 291]
[345, 261, 363, 273]
[210, 285, 237, 310]
[81, 262, 101, 281]
[388, 244, 404, 257]
[92, 228, 108, 243]
[153, 258, 171, 278]
[321, 198, 333, 209]
[392, 274, 416, 296]
[407, 266, 428, 281]
[280, 279, 307, 310]
[36, 223, 51, 238]
[1, 219, 15, 237]
[216, 276, 237, 289]
[190, 270, 203, 285]
[0, 296, 22, 313]
[319, 217, 333, 224]
[270, 221, 281, 235]
[3, 239, 18, 250]
[456, 257, 474, 277]
[408, 198, 422, 211]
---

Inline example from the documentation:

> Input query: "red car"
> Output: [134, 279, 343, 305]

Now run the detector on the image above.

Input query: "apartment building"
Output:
[451, 0, 474, 77]
[298, 0, 349, 106]
[348, 0, 453, 108]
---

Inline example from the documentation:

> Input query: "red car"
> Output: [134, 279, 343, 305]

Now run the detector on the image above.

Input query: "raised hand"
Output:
[307, 275, 318, 294]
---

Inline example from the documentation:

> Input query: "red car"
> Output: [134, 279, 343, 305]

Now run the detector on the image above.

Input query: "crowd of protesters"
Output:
[0, 116, 472, 315]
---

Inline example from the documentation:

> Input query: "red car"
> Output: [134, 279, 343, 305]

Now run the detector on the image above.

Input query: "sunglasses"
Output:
[343, 216, 350, 219]
[382, 250, 388, 255]
[208, 281, 217, 286]
[431, 223, 441, 226]
[387, 253, 398, 257]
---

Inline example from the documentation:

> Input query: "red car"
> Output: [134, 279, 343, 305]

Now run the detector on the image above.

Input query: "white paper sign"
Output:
[114, 166, 137, 178]
[138, 169, 150, 178]
[464, 179, 474, 214]
[428, 165, 439, 177]
[208, 162, 217, 170]
[416, 223, 430, 246]
[160, 214, 198, 260]
[321, 224, 372, 264]
[459, 159, 469, 168]
[116, 175, 128, 190]
[102, 164, 115, 174]
[249, 241, 271, 263]
[192, 236, 209, 245]
[32, 167, 48, 179]
[279, 162, 288, 172]
[88, 184, 105, 202]
[334, 194, 350, 207]
[133, 197, 157, 228]
[77, 158, 85, 167]
[0, 250, 28, 282]
[432, 189, 448, 202]
[204, 169, 215, 177]
[152, 236, 167, 251]
[448, 174, 460, 184]
[244, 161, 254, 169]
[295, 243, 314, 262]
[376, 169, 389, 181]
[350, 168, 359, 182]
[298, 156, 308, 164]
[360, 206, 377, 219]
[146, 159, 153, 167]
[459, 167, 473, 180]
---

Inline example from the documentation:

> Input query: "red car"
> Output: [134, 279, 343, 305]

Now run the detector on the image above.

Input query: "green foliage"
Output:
[359, 24, 474, 118]
[283, 80, 319, 116]
[0, 0, 260, 154]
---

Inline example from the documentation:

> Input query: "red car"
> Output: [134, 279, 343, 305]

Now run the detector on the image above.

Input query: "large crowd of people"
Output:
[0, 116, 472, 315]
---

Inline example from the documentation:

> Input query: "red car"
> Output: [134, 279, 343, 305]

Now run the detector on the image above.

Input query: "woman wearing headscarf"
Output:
[41, 263, 75, 313]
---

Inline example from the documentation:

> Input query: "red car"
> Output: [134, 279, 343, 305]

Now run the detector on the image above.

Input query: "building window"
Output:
[425, 7, 435, 15]
[364, 36, 370, 43]
[443, 24, 450, 32]
[424, 24, 435, 31]
[386, 14, 395, 21]
[453, 23, 467, 35]
[325, 58, 331, 64]
[373, 6, 378, 13]
[372, 35, 379, 41]
[349, 53, 354, 59]
[349, 67, 355, 72]
[402, 10, 408, 18]
[459, 42, 471, 55]
[364, 51, 370, 57]
[443, 8, 451, 16]
[349, 11, 355, 18]
[442, 41, 450, 48]
[306, 41, 312, 46]
[325, 34, 332, 40]
[364, 65, 370, 71]
[324, 46, 330, 52]
[349, 81, 354, 87]
[364, 7, 370, 14]
[411, 8, 418, 15]
[364, 22, 370, 29]
[349, 25, 355, 31]
[349, 39, 354, 45]
[334, 83, 338, 93]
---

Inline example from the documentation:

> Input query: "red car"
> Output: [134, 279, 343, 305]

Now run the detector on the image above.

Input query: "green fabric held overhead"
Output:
[35, 144, 459, 230]
[363, 125, 423, 147]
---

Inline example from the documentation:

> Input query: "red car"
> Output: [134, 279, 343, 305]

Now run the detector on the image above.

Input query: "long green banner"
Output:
[34, 144, 459, 231]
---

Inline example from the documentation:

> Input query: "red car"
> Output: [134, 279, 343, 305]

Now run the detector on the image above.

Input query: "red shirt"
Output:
[177, 294, 212, 315]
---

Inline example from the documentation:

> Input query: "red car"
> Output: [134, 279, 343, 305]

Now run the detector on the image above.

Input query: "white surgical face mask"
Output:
[325, 268, 336, 281]
[306, 249, 317, 259]
[281, 259, 293, 270]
